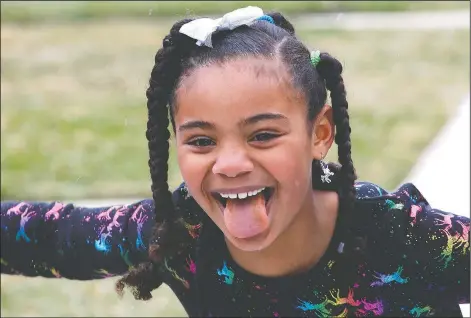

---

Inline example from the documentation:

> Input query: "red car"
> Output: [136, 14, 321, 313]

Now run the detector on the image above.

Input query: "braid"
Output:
[315, 55, 369, 284]
[115, 19, 195, 301]
[316, 54, 357, 213]
[146, 36, 184, 260]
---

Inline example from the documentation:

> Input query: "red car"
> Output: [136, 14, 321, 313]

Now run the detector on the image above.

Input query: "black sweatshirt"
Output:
[1, 181, 469, 317]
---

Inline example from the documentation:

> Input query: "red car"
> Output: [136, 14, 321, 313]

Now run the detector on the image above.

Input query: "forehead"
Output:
[174, 58, 306, 125]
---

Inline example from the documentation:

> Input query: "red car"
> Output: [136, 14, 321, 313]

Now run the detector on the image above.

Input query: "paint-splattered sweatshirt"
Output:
[1, 182, 469, 317]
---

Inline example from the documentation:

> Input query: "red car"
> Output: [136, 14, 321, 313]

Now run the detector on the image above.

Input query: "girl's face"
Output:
[174, 58, 333, 252]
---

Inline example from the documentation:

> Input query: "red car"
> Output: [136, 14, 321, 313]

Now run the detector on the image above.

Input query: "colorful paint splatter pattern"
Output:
[1, 182, 469, 317]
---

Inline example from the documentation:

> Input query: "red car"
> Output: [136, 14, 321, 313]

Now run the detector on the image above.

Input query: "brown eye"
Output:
[250, 132, 279, 142]
[187, 137, 215, 147]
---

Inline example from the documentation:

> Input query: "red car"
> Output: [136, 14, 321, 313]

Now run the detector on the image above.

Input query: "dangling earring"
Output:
[320, 153, 334, 184]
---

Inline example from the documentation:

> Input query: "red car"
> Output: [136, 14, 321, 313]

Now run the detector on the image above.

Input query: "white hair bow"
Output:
[179, 6, 265, 48]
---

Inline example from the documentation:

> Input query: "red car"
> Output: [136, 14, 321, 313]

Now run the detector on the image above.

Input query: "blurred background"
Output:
[1, 1, 469, 317]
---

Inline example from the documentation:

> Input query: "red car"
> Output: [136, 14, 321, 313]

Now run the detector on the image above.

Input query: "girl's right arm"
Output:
[1, 199, 156, 280]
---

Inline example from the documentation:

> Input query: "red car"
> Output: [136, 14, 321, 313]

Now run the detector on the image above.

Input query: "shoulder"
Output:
[354, 180, 422, 201]
[353, 180, 430, 217]
[349, 182, 469, 306]
[354, 180, 432, 213]
[352, 180, 469, 251]
[350, 181, 430, 245]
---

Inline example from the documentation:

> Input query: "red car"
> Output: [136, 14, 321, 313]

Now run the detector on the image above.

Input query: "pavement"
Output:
[294, 10, 469, 31]
[403, 95, 470, 218]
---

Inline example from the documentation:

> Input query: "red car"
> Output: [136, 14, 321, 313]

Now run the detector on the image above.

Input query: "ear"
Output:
[311, 104, 335, 160]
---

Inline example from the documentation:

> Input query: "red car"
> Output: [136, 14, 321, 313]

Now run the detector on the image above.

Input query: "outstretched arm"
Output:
[1, 200, 155, 280]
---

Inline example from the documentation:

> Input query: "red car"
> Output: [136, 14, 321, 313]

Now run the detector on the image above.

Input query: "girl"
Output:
[1, 7, 469, 317]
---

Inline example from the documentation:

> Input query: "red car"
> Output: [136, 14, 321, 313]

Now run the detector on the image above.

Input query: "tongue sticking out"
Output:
[223, 192, 269, 239]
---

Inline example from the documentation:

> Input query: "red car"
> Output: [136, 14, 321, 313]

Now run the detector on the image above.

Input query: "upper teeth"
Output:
[220, 187, 265, 199]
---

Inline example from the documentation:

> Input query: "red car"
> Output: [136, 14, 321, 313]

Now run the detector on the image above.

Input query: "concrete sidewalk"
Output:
[294, 10, 470, 31]
[403, 95, 470, 218]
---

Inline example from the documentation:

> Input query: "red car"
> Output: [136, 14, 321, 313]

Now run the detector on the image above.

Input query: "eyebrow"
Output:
[241, 113, 287, 126]
[178, 120, 214, 132]
[178, 112, 288, 133]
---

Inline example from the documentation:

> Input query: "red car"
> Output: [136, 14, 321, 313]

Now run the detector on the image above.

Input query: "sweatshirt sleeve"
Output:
[397, 183, 470, 304]
[1, 199, 156, 280]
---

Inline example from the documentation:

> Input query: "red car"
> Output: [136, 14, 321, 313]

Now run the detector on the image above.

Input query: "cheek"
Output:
[177, 150, 211, 200]
[262, 140, 312, 190]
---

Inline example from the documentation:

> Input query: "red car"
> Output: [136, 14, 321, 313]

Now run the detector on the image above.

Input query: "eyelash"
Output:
[249, 131, 280, 143]
[187, 137, 215, 148]
[186, 132, 280, 148]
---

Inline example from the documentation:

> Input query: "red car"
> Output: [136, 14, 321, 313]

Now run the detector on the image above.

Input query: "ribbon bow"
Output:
[179, 6, 265, 48]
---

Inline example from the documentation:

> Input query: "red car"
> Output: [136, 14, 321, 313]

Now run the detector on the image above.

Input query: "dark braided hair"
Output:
[115, 19, 197, 300]
[115, 10, 357, 301]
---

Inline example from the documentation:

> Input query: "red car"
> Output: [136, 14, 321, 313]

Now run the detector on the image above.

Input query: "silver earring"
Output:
[320, 154, 334, 184]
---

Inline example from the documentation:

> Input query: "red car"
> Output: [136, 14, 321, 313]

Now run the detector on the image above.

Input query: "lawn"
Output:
[1, 21, 469, 201]
[0, 19, 469, 317]
[1, 1, 469, 23]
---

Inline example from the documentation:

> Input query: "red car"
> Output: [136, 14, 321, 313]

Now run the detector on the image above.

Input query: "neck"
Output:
[226, 189, 339, 277]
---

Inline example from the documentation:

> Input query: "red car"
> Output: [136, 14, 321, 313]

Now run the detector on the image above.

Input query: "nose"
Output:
[212, 146, 254, 178]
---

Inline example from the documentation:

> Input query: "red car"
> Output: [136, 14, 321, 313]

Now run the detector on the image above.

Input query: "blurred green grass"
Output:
[1, 21, 469, 201]
[1, 275, 186, 317]
[1, 1, 469, 23]
[0, 14, 470, 318]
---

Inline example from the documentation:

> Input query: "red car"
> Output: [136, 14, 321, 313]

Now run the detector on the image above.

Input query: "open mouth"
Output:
[212, 187, 274, 209]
